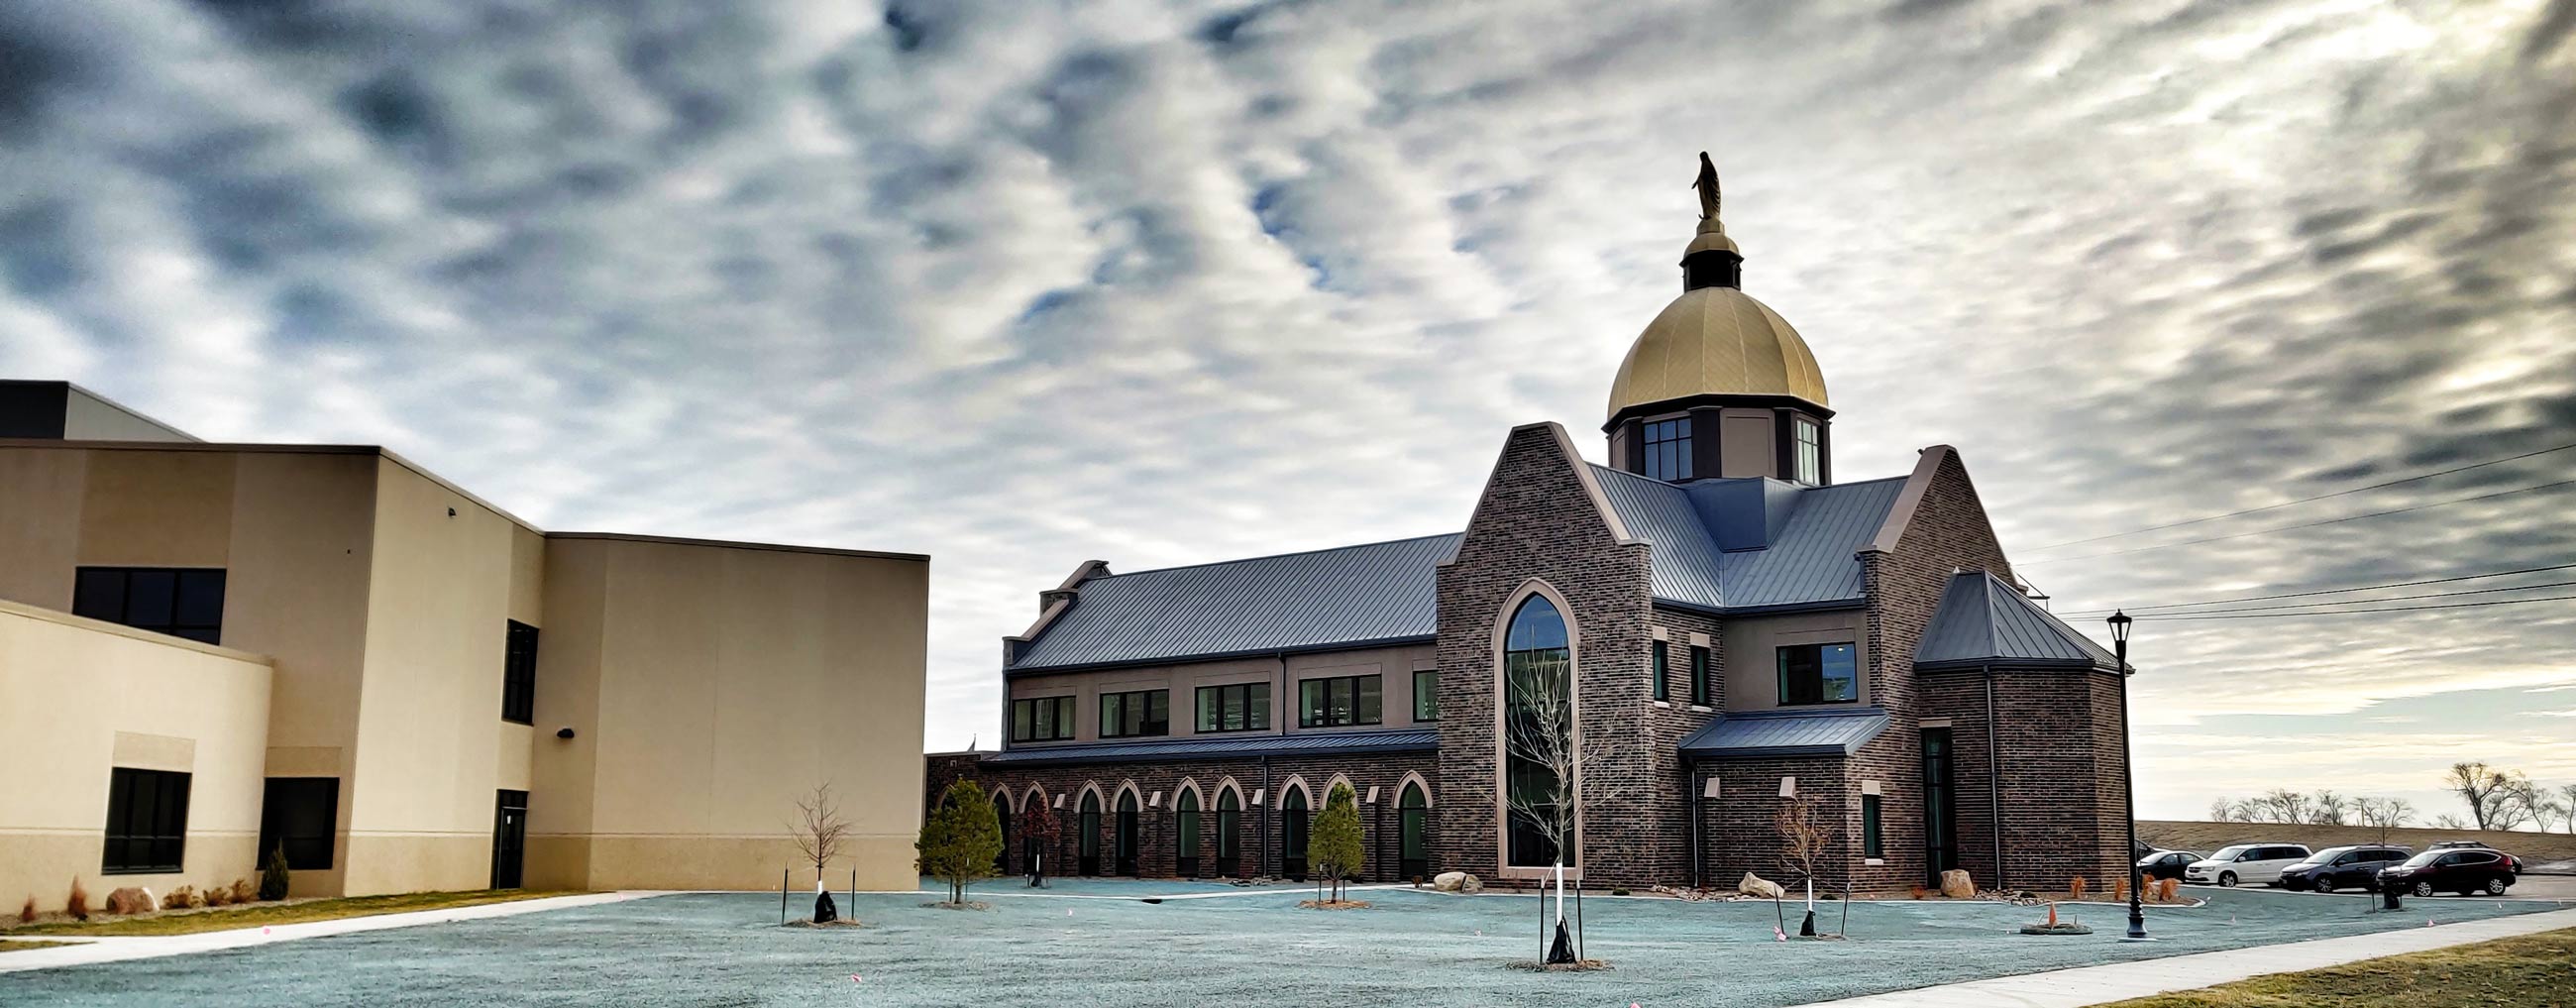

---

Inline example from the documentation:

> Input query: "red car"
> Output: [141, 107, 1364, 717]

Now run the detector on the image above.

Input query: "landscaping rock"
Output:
[105, 887, 152, 915]
[1738, 872, 1784, 900]
[1939, 869, 1976, 899]
[1432, 871, 1483, 893]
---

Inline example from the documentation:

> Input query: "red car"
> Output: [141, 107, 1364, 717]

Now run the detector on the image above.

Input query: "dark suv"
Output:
[2278, 845, 2411, 892]
[2377, 847, 2522, 897]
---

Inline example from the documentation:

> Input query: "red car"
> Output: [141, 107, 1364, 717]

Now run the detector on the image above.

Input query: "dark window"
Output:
[258, 777, 340, 870]
[500, 620, 539, 725]
[1175, 790, 1201, 877]
[1649, 417, 1689, 482]
[1923, 728, 1957, 884]
[1413, 669, 1440, 722]
[1280, 787, 1310, 879]
[1297, 674, 1382, 728]
[1777, 642, 1859, 705]
[1011, 696, 1078, 742]
[73, 567, 226, 644]
[1651, 640, 1669, 701]
[1398, 782, 1430, 880]
[103, 767, 190, 874]
[1862, 793, 1883, 859]
[1793, 418, 1822, 485]
[1689, 644, 1711, 706]
[1216, 789, 1242, 875]
[1503, 595, 1572, 868]
[1099, 690, 1169, 738]
[1194, 683, 1271, 733]
[1642, 417, 1693, 481]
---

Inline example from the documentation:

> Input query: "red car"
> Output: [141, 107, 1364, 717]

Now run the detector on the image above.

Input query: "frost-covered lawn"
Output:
[2, 879, 2563, 1007]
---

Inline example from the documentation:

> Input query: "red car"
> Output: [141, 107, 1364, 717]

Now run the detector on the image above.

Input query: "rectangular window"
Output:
[1413, 669, 1440, 722]
[259, 777, 340, 870]
[1793, 418, 1822, 485]
[1862, 793, 1883, 859]
[1777, 642, 1860, 705]
[500, 619, 539, 725]
[1010, 696, 1078, 742]
[1194, 682, 1271, 733]
[1298, 674, 1383, 728]
[1651, 640, 1670, 701]
[1642, 417, 1693, 481]
[103, 767, 190, 874]
[1099, 689, 1170, 738]
[72, 567, 227, 644]
[1688, 645, 1711, 706]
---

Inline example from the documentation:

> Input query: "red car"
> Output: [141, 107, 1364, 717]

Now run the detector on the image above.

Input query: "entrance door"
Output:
[1922, 729, 1957, 885]
[491, 790, 528, 889]
[1215, 789, 1241, 876]
[1176, 790, 1202, 877]
[1281, 788, 1310, 880]
[1398, 782, 1430, 881]
[1077, 791, 1102, 875]
[1115, 791, 1140, 875]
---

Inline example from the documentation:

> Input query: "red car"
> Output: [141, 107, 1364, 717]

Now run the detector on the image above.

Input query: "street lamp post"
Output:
[2109, 610, 2148, 942]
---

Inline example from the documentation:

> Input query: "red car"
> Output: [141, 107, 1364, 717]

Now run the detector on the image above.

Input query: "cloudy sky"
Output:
[5, 0, 2572, 824]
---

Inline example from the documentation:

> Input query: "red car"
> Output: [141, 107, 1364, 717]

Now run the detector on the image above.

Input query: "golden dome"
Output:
[1606, 285, 1828, 419]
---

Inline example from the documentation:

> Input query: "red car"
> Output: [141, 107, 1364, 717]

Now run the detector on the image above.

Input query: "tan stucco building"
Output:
[0, 381, 927, 912]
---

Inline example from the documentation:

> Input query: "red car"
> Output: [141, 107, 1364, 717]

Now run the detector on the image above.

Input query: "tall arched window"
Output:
[1281, 787, 1311, 880]
[1503, 593, 1573, 868]
[1175, 789, 1203, 877]
[1399, 782, 1430, 880]
[1115, 790, 1140, 876]
[1215, 788, 1242, 876]
[1077, 790, 1103, 875]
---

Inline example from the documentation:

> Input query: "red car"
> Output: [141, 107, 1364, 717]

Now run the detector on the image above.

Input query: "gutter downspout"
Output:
[1984, 662, 2005, 892]
[1686, 760, 1702, 890]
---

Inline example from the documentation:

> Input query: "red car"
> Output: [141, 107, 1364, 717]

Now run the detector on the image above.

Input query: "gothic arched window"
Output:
[1502, 593, 1573, 868]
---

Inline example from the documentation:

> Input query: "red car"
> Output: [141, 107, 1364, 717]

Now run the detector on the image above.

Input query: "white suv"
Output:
[2186, 843, 2311, 887]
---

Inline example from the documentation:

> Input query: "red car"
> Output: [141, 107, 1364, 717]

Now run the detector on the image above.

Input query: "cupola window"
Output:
[1643, 417, 1693, 481]
[1792, 418, 1822, 485]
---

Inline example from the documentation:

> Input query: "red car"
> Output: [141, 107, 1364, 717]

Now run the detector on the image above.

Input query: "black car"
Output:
[2136, 849, 2200, 881]
[2377, 847, 2522, 897]
[2278, 844, 2411, 893]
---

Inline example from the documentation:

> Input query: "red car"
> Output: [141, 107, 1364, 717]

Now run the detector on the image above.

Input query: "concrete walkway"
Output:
[0, 891, 660, 975]
[1793, 906, 2576, 1007]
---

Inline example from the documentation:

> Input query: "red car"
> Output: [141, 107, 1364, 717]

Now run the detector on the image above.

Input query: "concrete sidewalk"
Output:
[1793, 906, 2576, 1007]
[0, 891, 660, 975]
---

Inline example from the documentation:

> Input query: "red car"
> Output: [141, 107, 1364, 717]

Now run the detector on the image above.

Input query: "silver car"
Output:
[2184, 842, 2311, 887]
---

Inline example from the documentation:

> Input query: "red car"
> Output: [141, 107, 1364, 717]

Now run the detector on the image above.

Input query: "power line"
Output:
[2101, 579, 2576, 617]
[2142, 593, 2576, 620]
[2020, 476, 2576, 566]
[2056, 562, 2576, 617]
[2026, 441, 2576, 551]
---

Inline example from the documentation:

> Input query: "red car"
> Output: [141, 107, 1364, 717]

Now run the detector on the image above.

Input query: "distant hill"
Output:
[2139, 820, 2576, 872]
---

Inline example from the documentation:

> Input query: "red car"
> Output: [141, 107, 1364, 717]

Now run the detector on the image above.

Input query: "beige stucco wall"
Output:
[0, 601, 271, 913]
[527, 536, 928, 892]
[1718, 608, 1872, 711]
[1002, 642, 1439, 747]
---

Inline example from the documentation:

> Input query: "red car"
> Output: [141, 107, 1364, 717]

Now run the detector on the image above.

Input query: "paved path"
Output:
[1792, 906, 2576, 1007]
[0, 891, 660, 975]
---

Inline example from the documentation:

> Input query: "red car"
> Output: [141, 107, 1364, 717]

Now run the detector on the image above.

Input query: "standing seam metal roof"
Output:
[980, 728, 1439, 765]
[1677, 707, 1891, 758]
[1004, 533, 1460, 671]
[1914, 570, 2121, 669]
[1590, 466, 1905, 612]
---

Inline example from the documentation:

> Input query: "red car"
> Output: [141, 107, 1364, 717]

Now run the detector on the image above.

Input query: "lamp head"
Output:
[2106, 610, 2132, 644]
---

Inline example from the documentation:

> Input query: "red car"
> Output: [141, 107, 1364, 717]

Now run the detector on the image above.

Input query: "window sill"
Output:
[1865, 858, 1884, 866]
[1652, 700, 1671, 708]
[1689, 705, 1713, 713]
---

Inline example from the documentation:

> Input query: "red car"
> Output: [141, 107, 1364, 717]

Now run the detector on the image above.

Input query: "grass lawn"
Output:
[5, 889, 580, 938]
[0, 940, 77, 952]
[2100, 927, 2576, 1007]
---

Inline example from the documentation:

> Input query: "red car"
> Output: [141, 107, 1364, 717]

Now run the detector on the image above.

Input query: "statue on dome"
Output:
[1693, 152, 1721, 221]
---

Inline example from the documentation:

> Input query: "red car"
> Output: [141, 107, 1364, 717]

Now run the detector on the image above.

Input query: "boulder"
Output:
[1432, 871, 1466, 892]
[105, 887, 153, 915]
[1738, 872, 1785, 900]
[1939, 869, 1977, 899]
[1459, 874, 1483, 894]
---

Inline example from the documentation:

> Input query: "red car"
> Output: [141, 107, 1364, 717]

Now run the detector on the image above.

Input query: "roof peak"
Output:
[1098, 531, 1462, 581]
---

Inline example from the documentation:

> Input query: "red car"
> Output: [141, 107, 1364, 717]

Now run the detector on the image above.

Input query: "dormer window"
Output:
[1643, 417, 1693, 481]
[1792, 417, 1822, 485]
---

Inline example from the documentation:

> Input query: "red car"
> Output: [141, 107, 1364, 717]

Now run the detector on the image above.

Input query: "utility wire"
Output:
[2056, 562, 2576, 617]
[2019, 477, 2576, 566]
[2092, 579, 2576, 617]
[2141, 593, 2576, 620]
[2027, 441, 2576, 551]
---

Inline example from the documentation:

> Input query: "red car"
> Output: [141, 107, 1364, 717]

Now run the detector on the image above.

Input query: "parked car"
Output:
[2377, 847, 2522, 897]
[2278, 845, 2412, 892]
[2428, 840, 2496, 850]
[2137, 849, 2201, 882]
[2185, 843, 2311, 887]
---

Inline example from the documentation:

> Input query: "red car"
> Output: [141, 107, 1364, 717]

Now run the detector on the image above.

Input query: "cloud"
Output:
[2, 0, 2571, 819]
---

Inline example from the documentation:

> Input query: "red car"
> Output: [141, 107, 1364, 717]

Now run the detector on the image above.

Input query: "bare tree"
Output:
[2559, 784, 2576, 835]
[2207, 797, 2239, 823]
[2352, 796, 2414, 842]
[2442, 762, 2523, 831]
[791, 783, 851, 878]
[1500, 648, 1643, 960]
[2430, 813, 2469, 830]
[2308, 790, 2348, 826]
[1774, 790, 1836, 937]
[2259, 788, 2312, 825]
